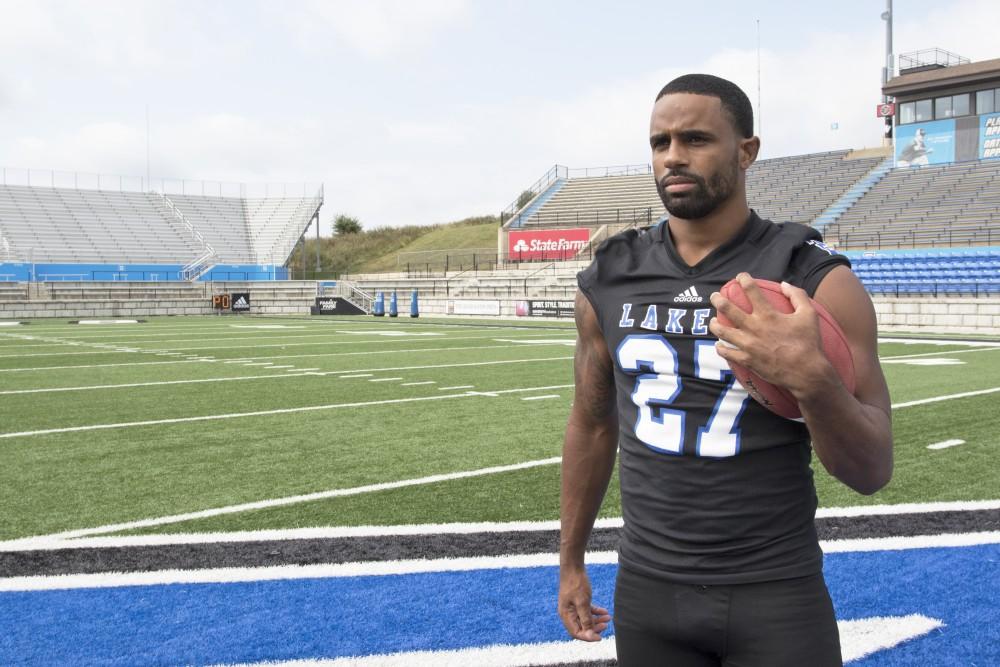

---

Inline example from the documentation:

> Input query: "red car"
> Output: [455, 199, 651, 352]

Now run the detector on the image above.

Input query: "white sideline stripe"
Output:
[927, 439, 966, 450]
[6, 500, 998, 552]
[220, 638, 619, 667]
[0, 384, 574, 440]
[339, 374, 373, 378]
[266, 365, 295, 370]
[0, 457, 564, 547]
[0, 322, 24, 326]
[521, 394, 560, 401]
[439, 385, 474, 390]
[369, 377, 402, 382]
[2, 533, 997, 591]
[815, 498, 1000, 518]
[213, 616, 943, 666]
[401, 381, 436, 386]
[0, 343, 569, 373]
[891, 386, 1000, 409]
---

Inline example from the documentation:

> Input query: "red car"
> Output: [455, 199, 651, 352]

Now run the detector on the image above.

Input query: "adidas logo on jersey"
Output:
[673, 286, 703, 303]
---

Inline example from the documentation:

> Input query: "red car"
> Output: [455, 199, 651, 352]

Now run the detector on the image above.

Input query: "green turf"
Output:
[1, 316, 997, 541]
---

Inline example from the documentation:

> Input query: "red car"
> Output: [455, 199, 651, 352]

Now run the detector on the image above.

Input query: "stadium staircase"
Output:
[812, 157, 894, 235]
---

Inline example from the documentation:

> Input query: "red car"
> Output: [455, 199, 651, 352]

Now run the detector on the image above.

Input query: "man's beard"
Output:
[656, 165, 737, 220]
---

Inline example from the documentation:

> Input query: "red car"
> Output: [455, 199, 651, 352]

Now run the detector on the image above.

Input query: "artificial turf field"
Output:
[1, 315, 998, 665]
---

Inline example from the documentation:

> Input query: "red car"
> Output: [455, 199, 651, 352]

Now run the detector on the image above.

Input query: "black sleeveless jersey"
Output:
[577, 211, 850, 584]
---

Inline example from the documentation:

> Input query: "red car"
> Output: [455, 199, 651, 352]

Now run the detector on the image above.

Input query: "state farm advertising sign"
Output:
[508, 228, 590, 261]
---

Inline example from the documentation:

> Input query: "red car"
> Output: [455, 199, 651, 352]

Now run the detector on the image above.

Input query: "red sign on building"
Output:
[508, 228, 590, 261]
[876, 102, 895, 118]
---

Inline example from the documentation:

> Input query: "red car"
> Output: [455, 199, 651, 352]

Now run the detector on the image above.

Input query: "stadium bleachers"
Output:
[509, 150, 886, 228]
[0, 185, 200, 263]
[0, 184, 322, 270]
[827, 159, 1000, 250]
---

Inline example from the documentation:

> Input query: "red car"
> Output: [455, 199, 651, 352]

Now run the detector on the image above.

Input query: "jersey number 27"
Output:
[616, 334, 750, 457]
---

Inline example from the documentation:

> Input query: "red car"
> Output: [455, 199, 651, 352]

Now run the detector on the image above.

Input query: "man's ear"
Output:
[739, 136, 760, 170]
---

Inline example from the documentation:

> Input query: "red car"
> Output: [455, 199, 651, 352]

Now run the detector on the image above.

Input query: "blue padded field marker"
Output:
[410, 289, 419, 318]
[389, 291, 398, 317]
[373, 292, 385, 317]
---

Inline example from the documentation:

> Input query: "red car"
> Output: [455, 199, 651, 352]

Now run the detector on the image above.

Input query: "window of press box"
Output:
[915, 99, 933, 122]
[978, 89, 997, 115]
[900, 102, 915, 124]
[934, 94, 970, 119]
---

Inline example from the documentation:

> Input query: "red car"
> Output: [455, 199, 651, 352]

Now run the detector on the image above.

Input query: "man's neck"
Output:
[667, 197, 752, 267]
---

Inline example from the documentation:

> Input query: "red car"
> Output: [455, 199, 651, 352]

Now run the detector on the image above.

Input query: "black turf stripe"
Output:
[2, 509, 997, 578]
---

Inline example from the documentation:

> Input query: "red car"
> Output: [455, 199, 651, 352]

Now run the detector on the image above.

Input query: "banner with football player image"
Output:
[895, 119, 955, 167]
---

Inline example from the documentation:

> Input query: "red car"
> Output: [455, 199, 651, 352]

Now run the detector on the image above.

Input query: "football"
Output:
[717, 278, 856, 420]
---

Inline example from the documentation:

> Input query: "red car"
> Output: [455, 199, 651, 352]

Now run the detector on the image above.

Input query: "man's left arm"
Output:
[710, 268, 893, 495]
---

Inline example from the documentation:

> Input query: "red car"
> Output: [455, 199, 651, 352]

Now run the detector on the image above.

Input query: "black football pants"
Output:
[613, 565, 842, 667]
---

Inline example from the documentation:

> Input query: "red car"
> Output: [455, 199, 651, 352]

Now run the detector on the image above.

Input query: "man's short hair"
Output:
[656, 74, 754, 139]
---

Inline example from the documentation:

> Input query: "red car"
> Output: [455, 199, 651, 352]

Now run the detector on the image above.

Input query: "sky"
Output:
[0, 0, 997, 234]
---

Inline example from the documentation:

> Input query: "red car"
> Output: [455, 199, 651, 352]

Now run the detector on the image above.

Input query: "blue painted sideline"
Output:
[509, 179, 566, 228]
[812, 157, 894, 235]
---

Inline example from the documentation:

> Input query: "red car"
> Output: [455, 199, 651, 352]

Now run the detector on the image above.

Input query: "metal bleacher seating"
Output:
[827, 159, 1000, 250]
[0, 184, 322, 269]
[0, 184, 200, 263]
[513, 150, 885, 228]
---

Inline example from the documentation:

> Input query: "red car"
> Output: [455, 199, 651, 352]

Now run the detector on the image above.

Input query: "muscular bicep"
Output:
[572, 290, 617, 425]
[813, 266, 891, 416]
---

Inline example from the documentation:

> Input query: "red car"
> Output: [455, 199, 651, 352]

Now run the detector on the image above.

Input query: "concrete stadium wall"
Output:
[2, 285, 998, 335]
[0, 281, 316, 319]
[413, 296, 1000, 335]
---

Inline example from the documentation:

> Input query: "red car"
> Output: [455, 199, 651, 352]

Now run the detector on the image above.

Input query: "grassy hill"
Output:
[287, 216, 498, 279]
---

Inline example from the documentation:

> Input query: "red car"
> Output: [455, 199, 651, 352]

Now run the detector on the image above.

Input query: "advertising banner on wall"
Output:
[895, 119, 955, 166]
[312, 297, 365, 315]
[516, 300, 575, 318]
[508, 228, 590, 261]
[980, 113, 1000, 160]
[446, 300, 500, 316]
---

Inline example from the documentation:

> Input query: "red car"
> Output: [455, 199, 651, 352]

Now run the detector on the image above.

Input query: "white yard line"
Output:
[891, 386, 1000, 409]
[339, 374, 373, 378]
[1, 532, 997, 591]
[0, 457, 564, 547]
[401, 381, 436, 386]
[439, 385, 474, 390]
[880, 346, 1000, 361]
[0, 384, 575, 440]
[927, 439, 966, 450]
[369, 377, 403, 382]
[0, 343, 571, 374]
[3, 499, 995, 552]
[0, 357, 573, 394]
[521, 395, 560, 401]
[0, 333, 564, 358]
[878, 337, 1000, 347]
